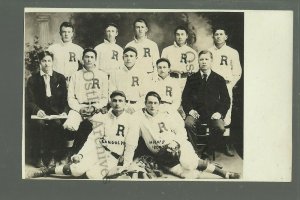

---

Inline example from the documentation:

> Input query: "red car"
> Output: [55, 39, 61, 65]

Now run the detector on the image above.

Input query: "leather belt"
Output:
[170, 72, 189, 79]
[126, 100, 137, 104]
[82, 102, 97, 105]
[161, 100, 172, 104]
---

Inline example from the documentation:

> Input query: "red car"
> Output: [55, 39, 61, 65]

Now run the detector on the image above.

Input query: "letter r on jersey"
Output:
[220, 55, 228, 66]
[116, 124, 125, 137]
[92, 78, 100, 89]
[158, 122, 168, 133]
[180, 53, 187, 64]
[112, 50, 119, 61]
[131, 76, 139, 86]
[166, 86, 172, 97]
[144, 48, 151, 57]
[69, 52, 76, 62]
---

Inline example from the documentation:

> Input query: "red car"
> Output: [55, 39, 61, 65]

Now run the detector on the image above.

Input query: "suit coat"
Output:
[182, 70, 230, 121]
[26, 70, 68, 115]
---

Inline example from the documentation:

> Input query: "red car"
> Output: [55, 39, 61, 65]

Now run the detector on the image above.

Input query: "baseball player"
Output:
[109, 47, 150, 114]
[94, 23, 123, 77]
[209, 27, 242, 126]
[161, 26, 199, 92]
[125, 18, 160, 75]
[132, 91, 240, 179]
[29, 90, 139, 179]
[63, 48, 109, 153]
[47, 22, 83, 85]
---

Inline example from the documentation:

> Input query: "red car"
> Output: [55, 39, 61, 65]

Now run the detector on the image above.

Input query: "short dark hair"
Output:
[145, 91, 161, 103]
[110, 90, 126, 100]
[133, 18, 149, 29]
[212, 26, 227, 35]
[174, 25, 189, 35]
[38, 51, 54, 61]
[104, 23, 118, 31]
[123, 46, 138, 56]
[83, 48, 97, 58]
[198, 50, 213, 59]
[156, 58, 171, 68]
[59, 22, 74, 33]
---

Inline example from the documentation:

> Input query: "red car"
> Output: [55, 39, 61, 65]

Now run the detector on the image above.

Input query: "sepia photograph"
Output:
[24, 8, 245, 180]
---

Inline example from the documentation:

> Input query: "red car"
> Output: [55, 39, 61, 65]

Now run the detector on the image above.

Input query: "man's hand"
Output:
[189, 109, 200, 119]
[211, 112, 222, 120]
[37, 110, 46, 118]
[71, 154, 83, 164]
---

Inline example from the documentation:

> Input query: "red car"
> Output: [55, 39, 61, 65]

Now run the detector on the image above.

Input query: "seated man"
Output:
[132, 91, 239, 179]
[182, 50, 230, 158]
[64, 48, 109, 153]
[26, 51, 69, 167]
[29, 90, 139, 179]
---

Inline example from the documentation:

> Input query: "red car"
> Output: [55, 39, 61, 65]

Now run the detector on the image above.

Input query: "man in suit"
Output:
[26, 51, 69, 168]
[182, 50, 230, 159]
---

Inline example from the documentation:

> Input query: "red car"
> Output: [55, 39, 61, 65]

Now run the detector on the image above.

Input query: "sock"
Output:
[53, 164, 72, 175]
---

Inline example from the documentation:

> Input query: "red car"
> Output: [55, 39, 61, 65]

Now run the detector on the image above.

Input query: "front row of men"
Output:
[27, 47, 238, 179]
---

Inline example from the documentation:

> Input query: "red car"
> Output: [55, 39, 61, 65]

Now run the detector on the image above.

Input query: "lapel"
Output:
[38, 73, 46, 96]
[206, 71, 215, 85]
[50, 72, 58, 93]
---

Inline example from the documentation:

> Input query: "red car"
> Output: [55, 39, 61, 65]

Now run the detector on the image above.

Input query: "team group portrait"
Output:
[23, 10, 244, 180]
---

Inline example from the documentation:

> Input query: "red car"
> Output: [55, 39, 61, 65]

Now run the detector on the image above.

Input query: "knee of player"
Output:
[179, 157, 198, 170]
[70, 164, 87, 177]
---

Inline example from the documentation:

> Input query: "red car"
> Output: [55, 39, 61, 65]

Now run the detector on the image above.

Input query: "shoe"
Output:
[28, 167, 49, 178]
[224, 144, 235, 157]
[35, 157, 46, 168]
[48, 156, 56, 168]
[226, 172, 240, 179]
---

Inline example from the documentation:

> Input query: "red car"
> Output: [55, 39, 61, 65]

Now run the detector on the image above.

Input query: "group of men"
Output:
[26, 17, 242, 179]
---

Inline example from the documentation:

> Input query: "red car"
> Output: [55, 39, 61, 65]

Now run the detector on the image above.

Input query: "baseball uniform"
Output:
[48, 41, 83, 82]
[125, 37, 160, 74]
[209, 44, 242, 125]
[94, 39, 123, 76]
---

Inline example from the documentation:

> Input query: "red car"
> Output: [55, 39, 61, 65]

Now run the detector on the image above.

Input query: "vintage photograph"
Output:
[23, 9, 244, 180]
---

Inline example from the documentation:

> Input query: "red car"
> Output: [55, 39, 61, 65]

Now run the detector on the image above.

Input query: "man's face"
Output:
[60, 26, 74, 43]
[134, 21, 148, 39]
[198, 53, 213, 71]
[40, 55, 53, 73]
[175, 29, 188, 46]
[213, 30, 227, 45]
[145, 96, 160, 116]
[123, 51, 137, 70]
[111, 95, 126, 112]
[83, 51, 96, 70]
[105, 26, 118, 42]
[157, 61, 170, 79]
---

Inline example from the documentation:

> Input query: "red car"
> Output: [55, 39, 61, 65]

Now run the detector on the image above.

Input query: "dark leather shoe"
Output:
[226, 172, 240, 179]
[28, 167, 50, 178]
[224, 144, 235, 157]
[35, 157, 46, 168]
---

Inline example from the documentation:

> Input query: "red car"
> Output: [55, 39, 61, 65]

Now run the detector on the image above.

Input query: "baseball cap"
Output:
[123, 46, 138, 56]
[110, 90, 126, 99]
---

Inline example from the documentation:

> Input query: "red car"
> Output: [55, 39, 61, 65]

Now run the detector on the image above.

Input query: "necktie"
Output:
[202, 73, 207, 83]
[43, 74, 52, 97]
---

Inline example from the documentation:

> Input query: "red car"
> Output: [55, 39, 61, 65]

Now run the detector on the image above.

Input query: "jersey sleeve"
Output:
[67, 74, 82, 112]
[152, 43, 160, 68]
[231, 49, 242, 86]
[191, 49, 199, 73]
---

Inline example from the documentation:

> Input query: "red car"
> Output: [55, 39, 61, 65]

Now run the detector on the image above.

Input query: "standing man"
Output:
[26, 51, 69, 167]
[48, 22, 83, 85]
[29, 91, 139, 179]
[182, 50, 231, 158]
[109, 47, 150, 114]
[94, 23, 123, 77]
[64, 48, 109, 153]
[161, 26, 199, 92]
[209, 27, 242, 126]
[125, 18, 160, 75]
[132, 91, 239, 179]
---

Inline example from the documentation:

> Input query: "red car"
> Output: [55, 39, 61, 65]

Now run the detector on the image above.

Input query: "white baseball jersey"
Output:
[125, 37, 160, 74]
[209, 44, 242, 87]
[78, 111, 139, 160]
[48, 41, 83, 79]
[148, 76, 181, 112]
[94, 39, 123, 76]
[109, 65, 150, 111]
[161, 42, 199, 73]
[68, 67, 109, 112]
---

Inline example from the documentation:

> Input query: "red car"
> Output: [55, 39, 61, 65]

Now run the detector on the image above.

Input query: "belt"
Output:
[170, 72, 189, 79]
[161, 100, 172, 104]
[126, 100, 137, 104]
[82, 102, 97, 105]
[102, 145, 121, 160]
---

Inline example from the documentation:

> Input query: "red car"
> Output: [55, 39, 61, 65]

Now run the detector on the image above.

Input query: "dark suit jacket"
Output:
[26, 71, 69, 115]
[182, 70, 230, 121]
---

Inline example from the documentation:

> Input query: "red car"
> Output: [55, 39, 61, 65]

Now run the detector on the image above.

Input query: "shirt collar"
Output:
[104, 39, 116, 44]
[213, 43, 227, 50]
[40, 69, 53, 77]
[173, 41, 187, 48]
[200, 69, 211, 78]
[134, 36, 148, 43]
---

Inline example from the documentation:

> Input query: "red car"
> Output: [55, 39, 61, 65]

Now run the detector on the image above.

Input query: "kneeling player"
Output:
[29, 90, 139, 179]
[133, 91, 240, 179]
